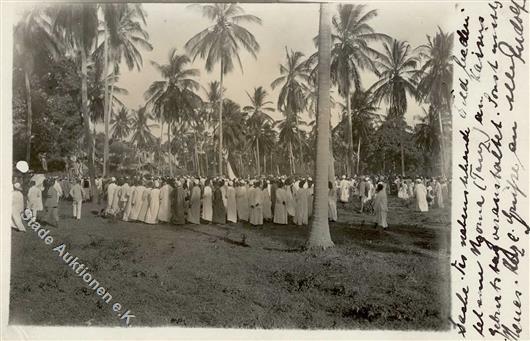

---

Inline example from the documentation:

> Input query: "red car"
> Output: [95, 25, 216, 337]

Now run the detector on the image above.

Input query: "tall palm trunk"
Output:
[438, 108, 446, 177]
[103, 25, 109, 177]
[356, 136, 361, 174]
[218, 57, 224, 176]
[256, 138, 261, 176]
[288, 141, 295, 174]
[307, 2, 334, 250]
[24, 70, 33, 163]
[345, 85, 353, 176]
[81, 44, 97, 201]
[168, 119, 172, 177]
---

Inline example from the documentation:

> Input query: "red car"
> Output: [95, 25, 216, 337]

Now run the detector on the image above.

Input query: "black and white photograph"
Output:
[2, 0, 527, 338]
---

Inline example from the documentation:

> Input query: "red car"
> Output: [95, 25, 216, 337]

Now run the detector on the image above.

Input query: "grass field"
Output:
[9, 196, 450, 329]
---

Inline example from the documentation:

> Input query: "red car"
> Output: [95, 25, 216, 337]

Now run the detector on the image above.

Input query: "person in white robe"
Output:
[226, 181, 237, 223]
[202, 180, 213, 222]
[261, 182, 272, 221]
[123, 181, 137, 222]
[111, 182, 122, 216]
[328, 181, 338, 222]
[69, 179, 83, 220]
[120, 179, 130, 213]
[273, 183, 288, 225]
[106, 178, 117, 214]
[138, 183, 151, 222]
[12, 183, 26, 232]
[414, 179, 429, 212]
[236, 181, 249, 222]
[285, 182, 295, 218]
[145, 181, 160, 224]
[129, 181, 145, 221]
[373, 183, 388, 229]
[187, 181, 201, 224]
[27, 181, 43, 220]
[249, 181, 263, 226]
[339, 175, 350, 203]
[158, 180, 172, 223]
[294, 180, 309, 225]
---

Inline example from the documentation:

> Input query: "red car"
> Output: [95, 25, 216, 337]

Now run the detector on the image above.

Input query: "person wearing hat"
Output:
[236, 180, 249, 222]
[226, 180, 237, 223]
[27, 180, 43, 221]
[248, 180, 263, 226]
[188, 180, 202, 224]
[158, 178, 173, 223]
[261, 181, 272, 222]
[212, 180, 226, 224]
[414, 179, 428, 212]
[106, 177, 118, 215]
[129, 179, 145, 221]
[69, 178, 83, 220]
[11, 183, 26, 232]
[294, 180, 309, 226]
[273, 181, 288, 225]
[145, 180, 160, 224]
[339, 175, 350, 204]
[201, 179, 213, 223]
[373, 183, 389, 229]
[44, 178, 60, 227]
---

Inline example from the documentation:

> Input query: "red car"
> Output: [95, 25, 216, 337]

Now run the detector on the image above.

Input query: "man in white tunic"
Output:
[226, 181, 237, 223]
[145, 181, 160, 224]
[129, 180, 145, 221]
[414, 179, 429, 212]
[27, 180, 43, 220]
[236, 181, 249, 222]
[202, 180, 213, 222]
[294, 180, 308, 225]
[123, 180, 137, 222]
[339, 175, 350, 203]
[106, 177, 117, 214]
[158, 179, 172, 223]
[273, 182, 288, 225]
[249, 181, 263, 226]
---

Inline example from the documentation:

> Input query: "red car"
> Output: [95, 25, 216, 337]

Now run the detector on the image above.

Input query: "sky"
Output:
[114, 2, 455, 128]
[12, 2, 455, 129]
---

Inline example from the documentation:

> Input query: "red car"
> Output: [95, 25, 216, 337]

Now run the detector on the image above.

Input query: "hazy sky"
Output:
[114, 2, 454, 127]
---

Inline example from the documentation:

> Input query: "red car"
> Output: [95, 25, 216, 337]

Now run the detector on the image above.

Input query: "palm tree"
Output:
[275, 115, 306, 175]
[185, 3, 261, 176]
[243, 86, 274, 175]
[328, 4, 386, 176]
[271, 48, 310, 170]
[370, 39, 420, 176]
[416, 28, 453, 176]
[145, 48, 202, 176]
[111, 106, 133, 141]
[130, 106, 158, 166]
[101, 4, 152, 176]
[53, 3, 99, 196]
[14, 8, 61, 164]
[308, 3, 334, 250]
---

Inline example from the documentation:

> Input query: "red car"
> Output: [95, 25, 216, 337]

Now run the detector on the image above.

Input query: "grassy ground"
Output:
[9, 196, 450, 330]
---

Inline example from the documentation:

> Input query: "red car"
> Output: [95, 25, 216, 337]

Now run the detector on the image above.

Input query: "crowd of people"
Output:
[11, 166, 450, 233]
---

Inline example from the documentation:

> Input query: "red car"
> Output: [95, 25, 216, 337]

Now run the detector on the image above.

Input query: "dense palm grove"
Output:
[12, 3, 452, 180]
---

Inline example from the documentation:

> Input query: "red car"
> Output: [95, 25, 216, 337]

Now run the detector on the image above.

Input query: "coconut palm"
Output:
[328, 4, 387, 176]
[185, 3, 261, 176]
[14, 8, 61, 163]
[370, 39, 420, 176]
[308, 3, 334, 250]
[416, 28, 453, 176]
[111, 106, 133, 141]
[243, 86, 274, 175]
[101, 4, 152, 176]
[130, 106, 157, 152]
[274, 114, 306, 175]
[145, 49, 202, 176]
[271, 48, 311, 170]
[53, 3, 99, 195]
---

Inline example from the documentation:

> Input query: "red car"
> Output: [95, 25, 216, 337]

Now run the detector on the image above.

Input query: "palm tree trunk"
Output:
[24, 69, 33, 163]
[288, 141, 295, 174]
[81, 44, 96, 202]
[345, 85, 353, 177]
[168, 119, 172, 177]
[218, 57, 224, 176]
[308, 2, 334, 250]
[356, 136, 361, 174]
[159, 119, 163, 175]
[263, 153, 267, 175]
[256, 138, 261, 176]
[400, 141, 405, 177]
[438, 109, 446, 177]
[103, 25, 109, 177]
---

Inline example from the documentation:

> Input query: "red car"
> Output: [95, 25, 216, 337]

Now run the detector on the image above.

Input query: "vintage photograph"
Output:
[8, 1, 453, 330]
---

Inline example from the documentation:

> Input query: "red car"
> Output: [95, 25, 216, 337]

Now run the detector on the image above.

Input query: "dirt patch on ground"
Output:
[9, 197, 450, 329]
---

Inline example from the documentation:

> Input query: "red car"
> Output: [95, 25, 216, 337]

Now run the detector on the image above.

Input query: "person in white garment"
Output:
[339, 175, 350, 204]
[294, 180, 308, 226]
[158, 179, 173, 223]
[69, 178, 83, 220]
[145, 181, 160, 224]
[414, 179, 429, 212]
[236, 181, 249, 222]
[106, 177, 117, 215]
[328, 181, 338, 222]
[273, 182, 288, 225]
[373, 183, 388, 229]
[12, 183, 26, 232]
[129, 179, 145, 221]
[123, 180, 137, 222]
[202, 179, 213, 223]
[120, 178, 131, 213]
[27, 180, 43, 221]
[226, 181, 237, 223]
